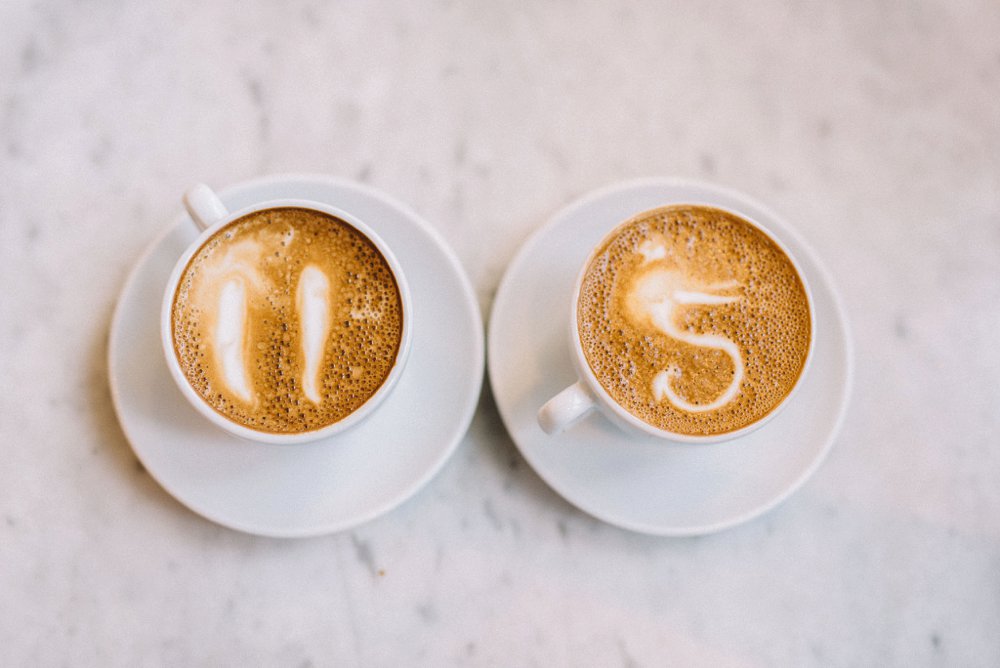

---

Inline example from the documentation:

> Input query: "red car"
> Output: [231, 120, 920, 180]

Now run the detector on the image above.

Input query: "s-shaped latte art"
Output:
[626, 245, 744, 413]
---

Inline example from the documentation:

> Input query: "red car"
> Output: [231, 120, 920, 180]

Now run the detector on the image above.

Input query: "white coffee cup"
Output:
[161, 184, 412, 445]
[537, 203, 815, 443]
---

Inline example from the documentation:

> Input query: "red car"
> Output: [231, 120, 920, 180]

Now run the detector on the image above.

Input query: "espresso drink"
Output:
[577, 205, 811, 436]
[171, 208, 403, 434]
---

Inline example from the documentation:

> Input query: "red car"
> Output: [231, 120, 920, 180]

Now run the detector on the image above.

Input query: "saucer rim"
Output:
[487, 176, 854, 537]
[108, 174, 485, 538]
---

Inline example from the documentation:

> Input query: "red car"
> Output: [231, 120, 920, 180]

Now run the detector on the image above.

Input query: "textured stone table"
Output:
[2, 1, 998, 665]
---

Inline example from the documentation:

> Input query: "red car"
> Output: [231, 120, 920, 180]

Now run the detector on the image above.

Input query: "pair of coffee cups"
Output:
[162, 184, 815, 447]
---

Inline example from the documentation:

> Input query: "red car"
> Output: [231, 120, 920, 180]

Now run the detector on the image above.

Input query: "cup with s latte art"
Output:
[538, 204, 814, 442]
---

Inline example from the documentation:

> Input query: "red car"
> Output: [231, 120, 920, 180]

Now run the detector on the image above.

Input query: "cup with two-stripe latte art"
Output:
[538, 204, 814, 441]
[162, 195, 410, 444]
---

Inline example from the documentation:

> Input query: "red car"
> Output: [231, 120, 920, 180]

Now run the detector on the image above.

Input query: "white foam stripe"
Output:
[672, 290, 739, 305]
[215, 279, 253, 403]
[297, 264, 331, 405]
[638, 240, 667, 264]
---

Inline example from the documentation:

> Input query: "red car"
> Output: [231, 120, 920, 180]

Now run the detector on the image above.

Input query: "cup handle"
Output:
[538, 381, 596, 435]
[183, 183, 229, 231]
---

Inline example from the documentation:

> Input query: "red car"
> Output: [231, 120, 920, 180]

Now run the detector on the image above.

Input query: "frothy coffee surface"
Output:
[577, 205, 811, 436]
[171, 208, 403, 434]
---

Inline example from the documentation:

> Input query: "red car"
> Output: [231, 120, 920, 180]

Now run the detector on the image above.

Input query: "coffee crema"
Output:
[171, 207, 403, 434]
[577, 205, 811, 436]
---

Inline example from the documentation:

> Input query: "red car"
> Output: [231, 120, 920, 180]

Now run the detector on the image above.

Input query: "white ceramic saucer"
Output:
[109, 174, 484, 538]
[488, 179, 852, 536]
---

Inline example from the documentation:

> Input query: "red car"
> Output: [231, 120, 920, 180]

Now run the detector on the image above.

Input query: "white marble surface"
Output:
[2, 1, 998, 665]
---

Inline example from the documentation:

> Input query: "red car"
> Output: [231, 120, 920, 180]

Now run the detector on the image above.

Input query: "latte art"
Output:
[626, 250, 744, 412]
[171, 208, 403, 434]
[577, 205, 811, 436]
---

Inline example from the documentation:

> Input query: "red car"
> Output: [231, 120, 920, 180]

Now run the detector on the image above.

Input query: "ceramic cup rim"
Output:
[160, 198, 413, 445]
[566, 200, 816, 444]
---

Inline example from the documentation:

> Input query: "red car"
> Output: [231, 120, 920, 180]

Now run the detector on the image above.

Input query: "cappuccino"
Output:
[170, 207, 403, 434]
[577, 205, 811, 436]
